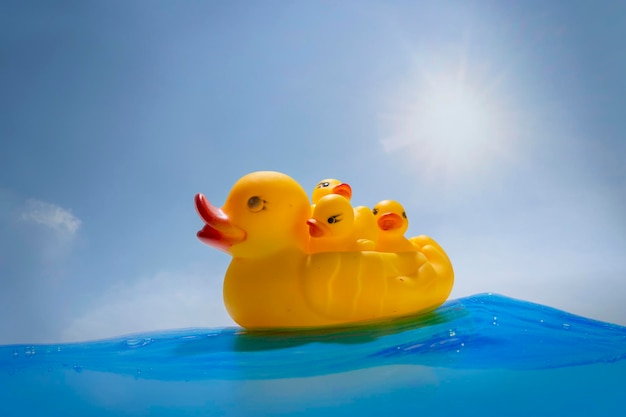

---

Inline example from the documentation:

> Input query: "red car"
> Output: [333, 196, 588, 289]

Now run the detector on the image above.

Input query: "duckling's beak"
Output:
[306, 218, 329, 238]
[332, 183, 352, 200]
[195, 193, 246, 252]
[377, 213, 403, 231]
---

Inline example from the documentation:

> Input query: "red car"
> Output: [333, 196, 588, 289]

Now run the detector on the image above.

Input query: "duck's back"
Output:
[302, 249, 452, 323]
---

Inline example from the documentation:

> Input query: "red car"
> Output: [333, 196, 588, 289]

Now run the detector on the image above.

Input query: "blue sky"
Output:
[1, 0, 624, 344]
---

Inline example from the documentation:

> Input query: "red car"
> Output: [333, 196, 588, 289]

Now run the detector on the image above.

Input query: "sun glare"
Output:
[379, 63, 516, 186]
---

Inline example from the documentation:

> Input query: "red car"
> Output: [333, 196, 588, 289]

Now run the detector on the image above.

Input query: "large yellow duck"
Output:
[195, 171, 454, 329]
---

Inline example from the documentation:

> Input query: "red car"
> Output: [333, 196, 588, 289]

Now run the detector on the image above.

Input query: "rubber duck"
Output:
[372, 200, 417, 252]
[307, 194, 375, 253]
[195, 171, 454, 329]
[312, 178, 379, 244]
[312, 179, 352, 205]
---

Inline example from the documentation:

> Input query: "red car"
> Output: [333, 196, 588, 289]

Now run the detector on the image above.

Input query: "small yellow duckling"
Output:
[312, 178, 378, 244]
[372, 200, 417, 252]
[307, 194, 375, 253]
[312, 178, 352, 205]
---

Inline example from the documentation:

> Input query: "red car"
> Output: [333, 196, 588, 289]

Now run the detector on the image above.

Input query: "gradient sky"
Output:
[1, 0, 625, 344]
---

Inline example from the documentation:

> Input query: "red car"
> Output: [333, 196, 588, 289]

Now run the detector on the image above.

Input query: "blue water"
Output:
[1, 294, 625, 416]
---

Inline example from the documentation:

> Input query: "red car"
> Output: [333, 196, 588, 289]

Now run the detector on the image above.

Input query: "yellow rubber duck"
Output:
[195, 171, 454, 329]
[372, 200, 417, 252]
[312, 178, 379, 245]
[312, 179, 353, 205]
[307, 194, 375, 253]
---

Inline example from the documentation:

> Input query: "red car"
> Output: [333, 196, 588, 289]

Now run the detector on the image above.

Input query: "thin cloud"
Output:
[62, 269, 235, 342]
[21, 199, 81, 235]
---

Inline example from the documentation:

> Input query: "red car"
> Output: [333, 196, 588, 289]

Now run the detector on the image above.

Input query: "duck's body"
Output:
[196, 171, 454, 329]
[353, 205, 379, 243]
[224, 246, 450, 328]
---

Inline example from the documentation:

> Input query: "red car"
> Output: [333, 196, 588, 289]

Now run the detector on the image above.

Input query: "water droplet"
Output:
[124, 338, 153, 349]
[125, 338, 140, 347]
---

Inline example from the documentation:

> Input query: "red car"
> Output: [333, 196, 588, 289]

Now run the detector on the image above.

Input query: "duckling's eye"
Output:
[247, 196, 265, 212]
[318, 181, 330, 188]
[402, 211, 407, 219]
[372, 208, 379, 215]
[327, 215, 341, 224]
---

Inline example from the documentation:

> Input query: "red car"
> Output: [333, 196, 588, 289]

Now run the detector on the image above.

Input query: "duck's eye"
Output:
[247, 196, 265, 212]
[327, 215, 341, 224]
[318, 181, 330, 188]
[372, 208, 379, 215]
[402, 211, 407, 219]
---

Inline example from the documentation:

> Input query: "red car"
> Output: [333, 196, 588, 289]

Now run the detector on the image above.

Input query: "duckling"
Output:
[307, 194, 375, 253]
[312, 178, 352, 205]
[372, 200, 417, 252]
[312, 178, 379, 244]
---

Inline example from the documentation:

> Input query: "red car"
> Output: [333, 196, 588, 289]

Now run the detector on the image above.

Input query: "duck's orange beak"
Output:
[306, 218, 330, 238]
[377, 212, 403, 231]
[332, 183, 352, 200]
[195, 193, 246, 252]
